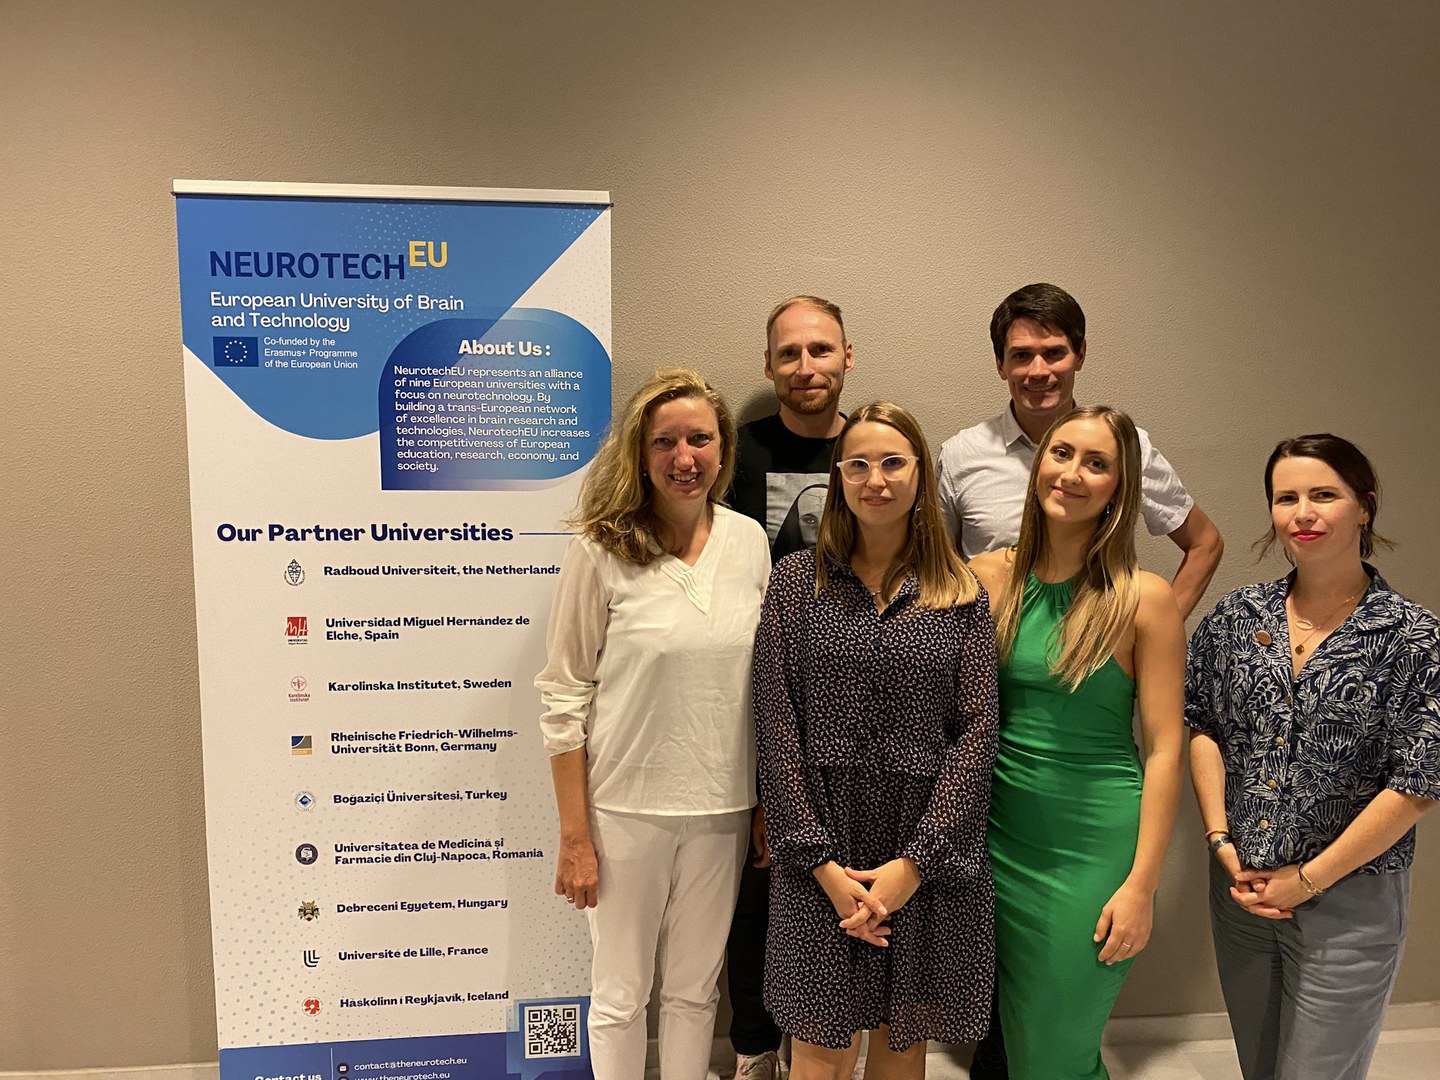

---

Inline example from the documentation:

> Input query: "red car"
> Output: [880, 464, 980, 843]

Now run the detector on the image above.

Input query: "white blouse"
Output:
[535, 505, 771, 815]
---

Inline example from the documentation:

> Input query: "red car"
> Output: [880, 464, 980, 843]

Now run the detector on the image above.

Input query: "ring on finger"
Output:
[1120, 941, 1132, 949]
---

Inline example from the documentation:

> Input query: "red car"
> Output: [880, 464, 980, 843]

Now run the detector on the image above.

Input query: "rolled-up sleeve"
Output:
[533, 536, 609, 755]
[1387, 635, 1440, 801]
[1139, 439, 1193, 538]
[1184, 611, 1223, 738]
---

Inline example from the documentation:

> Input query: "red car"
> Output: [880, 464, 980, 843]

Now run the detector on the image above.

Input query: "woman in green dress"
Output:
[968, 405, 1186, 1079]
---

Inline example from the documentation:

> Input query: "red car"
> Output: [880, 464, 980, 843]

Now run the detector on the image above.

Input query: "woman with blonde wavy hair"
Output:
[754, 401, 999, 1079]
[968, 404, 1186, 1079]
[534, 367, 770, 1079]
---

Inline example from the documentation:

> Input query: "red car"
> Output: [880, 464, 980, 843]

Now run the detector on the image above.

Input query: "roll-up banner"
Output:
[174, 180, 610, 1080]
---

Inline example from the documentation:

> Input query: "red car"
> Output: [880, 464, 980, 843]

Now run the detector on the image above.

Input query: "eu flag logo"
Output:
[213, 336, 259, 367]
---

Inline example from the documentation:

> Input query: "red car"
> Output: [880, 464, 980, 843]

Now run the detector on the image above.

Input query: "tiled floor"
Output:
[913, 1027, 1440, 1079]
[11, 1028, 1440, 1080]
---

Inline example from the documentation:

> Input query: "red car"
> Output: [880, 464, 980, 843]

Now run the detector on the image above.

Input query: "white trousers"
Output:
[585, 807, 750, 1080]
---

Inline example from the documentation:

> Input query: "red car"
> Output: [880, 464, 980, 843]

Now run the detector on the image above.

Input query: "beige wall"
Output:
[4, 0, 1439, 1069]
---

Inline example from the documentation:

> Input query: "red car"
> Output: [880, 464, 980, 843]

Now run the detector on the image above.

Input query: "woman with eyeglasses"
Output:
[753, 401, 998, 1080]
[967, 405, 1186, 1079]
[1186, 434, 1438, 1079]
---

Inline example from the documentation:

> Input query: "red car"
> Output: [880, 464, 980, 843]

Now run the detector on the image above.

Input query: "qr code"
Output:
[524, 1003, 581, 1058]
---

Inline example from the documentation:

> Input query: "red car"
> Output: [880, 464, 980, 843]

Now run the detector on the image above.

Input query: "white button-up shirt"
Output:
[937, 407, 1193, 559]
[534, 505, 770, 815]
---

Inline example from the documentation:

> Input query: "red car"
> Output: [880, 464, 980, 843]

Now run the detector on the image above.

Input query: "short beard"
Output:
[785, 388, 837, 415]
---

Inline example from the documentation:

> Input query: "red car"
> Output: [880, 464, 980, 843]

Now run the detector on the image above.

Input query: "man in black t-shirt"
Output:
[730, 295, 854, 559]
[725, 295, 853, 1080]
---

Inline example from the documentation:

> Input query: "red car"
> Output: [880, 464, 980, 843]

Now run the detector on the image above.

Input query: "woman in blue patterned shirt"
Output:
[1186, 433, 1439, 1080]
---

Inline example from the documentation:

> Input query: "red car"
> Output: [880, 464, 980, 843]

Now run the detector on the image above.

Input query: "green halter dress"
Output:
[988, 575, 1141, 1079]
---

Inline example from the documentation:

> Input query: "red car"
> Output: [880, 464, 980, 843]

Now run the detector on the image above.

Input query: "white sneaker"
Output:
[736, 1051, 781, 1080]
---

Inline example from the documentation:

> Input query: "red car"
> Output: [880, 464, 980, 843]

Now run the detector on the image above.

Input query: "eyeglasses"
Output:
[836, 455, 920, 483]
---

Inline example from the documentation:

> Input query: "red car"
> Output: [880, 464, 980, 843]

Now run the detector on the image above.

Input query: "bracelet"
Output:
[1207, 832, 1232, 854]
[1297, 862, 1328, 896]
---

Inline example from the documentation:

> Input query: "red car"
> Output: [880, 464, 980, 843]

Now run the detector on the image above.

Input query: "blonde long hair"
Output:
[994, 405, 1142, 688]
[569, 367, 737, 565]
[814, 402, 979, 610]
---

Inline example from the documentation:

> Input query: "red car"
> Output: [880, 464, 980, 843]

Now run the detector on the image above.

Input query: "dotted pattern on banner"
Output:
[211, 686, 593, 1045]
[276, 201, 606, 342]
[205, 201, 608, 1047]
[511, 211, 611, 353]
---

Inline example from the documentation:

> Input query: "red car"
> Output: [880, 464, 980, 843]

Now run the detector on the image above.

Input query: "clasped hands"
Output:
[813, 857, 921, 947]
[1215, 845, 1311, 919]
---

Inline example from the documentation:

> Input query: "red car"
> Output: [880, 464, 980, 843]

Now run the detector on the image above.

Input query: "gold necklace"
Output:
[1287, 587, 1364, 656]
[856, 566, 893, 604]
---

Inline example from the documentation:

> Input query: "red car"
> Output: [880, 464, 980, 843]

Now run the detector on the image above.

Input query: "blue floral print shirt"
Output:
[1185, 567, 1440, 874]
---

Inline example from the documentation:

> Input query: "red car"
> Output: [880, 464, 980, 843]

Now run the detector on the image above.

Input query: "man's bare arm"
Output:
[1166, 504, 1224, 619]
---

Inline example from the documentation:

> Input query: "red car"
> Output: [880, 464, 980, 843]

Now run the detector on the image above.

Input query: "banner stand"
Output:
[175, 180, 611, 1077]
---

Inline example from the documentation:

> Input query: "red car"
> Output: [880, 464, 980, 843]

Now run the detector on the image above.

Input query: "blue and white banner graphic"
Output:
[175, 181, 610, 1080]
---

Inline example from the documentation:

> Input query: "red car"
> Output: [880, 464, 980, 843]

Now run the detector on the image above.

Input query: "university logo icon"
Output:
[287, 615, 308, 644]
[303, 950, 320, 968]
[285, 560, 306, 586]
[298, 900, 320, 921]
[291, 735, 313, 756]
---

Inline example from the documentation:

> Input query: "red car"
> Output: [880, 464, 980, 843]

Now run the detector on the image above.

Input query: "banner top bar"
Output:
[172, 179, 611, 205]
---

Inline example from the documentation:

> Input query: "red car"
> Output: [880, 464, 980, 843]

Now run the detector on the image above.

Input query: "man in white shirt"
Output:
[941, 283, 1222, 1079]
[937, 282, 1223, 619]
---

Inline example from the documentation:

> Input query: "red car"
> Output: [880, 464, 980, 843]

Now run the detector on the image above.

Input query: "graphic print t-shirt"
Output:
[730, 413, 839, 561]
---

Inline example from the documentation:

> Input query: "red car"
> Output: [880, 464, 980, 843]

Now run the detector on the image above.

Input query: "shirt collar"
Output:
[1343, 565, 1405, 633]
[997, 404, 1033, 449]
[999, 401, 1081, 450]
[829, 557, 918, 603]
[1245, 563, 1404, 635]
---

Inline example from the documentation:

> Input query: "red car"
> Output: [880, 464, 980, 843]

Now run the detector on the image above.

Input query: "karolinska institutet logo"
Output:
[285, 560, 306, 586]
[289, 676, 310, 704]
[287, 616, 308, 644]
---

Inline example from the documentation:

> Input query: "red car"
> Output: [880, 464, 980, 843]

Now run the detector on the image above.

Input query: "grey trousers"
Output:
[1208, 858, 1409, 1080]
